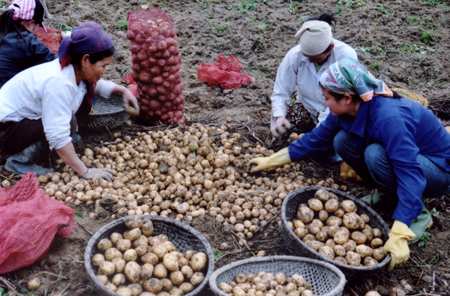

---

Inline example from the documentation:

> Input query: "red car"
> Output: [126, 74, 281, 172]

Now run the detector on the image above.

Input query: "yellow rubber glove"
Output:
[383, 220, 416, 271]
[247, 147, 292, 173]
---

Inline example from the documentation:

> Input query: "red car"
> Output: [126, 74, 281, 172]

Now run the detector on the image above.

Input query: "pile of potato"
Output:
[92, 215, 207, 296]
[218, 272, 314, 296]
[26, 124, 348, 246]
[289, 189, 385, 266]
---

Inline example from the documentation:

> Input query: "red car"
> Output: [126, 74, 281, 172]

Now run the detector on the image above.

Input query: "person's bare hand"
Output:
[271, 117, 292, 138]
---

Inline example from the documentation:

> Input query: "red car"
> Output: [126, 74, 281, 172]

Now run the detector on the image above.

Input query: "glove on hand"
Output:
[84, 168, 114, 182]
[271, 117, 292, 138]
[383, 220, 416, 271]
[247, 147, 292, 173]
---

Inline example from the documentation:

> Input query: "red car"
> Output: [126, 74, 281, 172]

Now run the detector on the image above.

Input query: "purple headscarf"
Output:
[59, 22, 114, 69]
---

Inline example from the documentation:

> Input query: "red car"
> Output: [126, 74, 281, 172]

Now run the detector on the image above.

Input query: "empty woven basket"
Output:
[77, 94, 129, 131]
[281, 186, 391, 279]
[85, 215, 215, 296]
[209, 256, 346, 296]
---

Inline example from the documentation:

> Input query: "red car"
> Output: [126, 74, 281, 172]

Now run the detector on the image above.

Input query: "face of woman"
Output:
[322, 88, 349, 116]
[83, 56, 114, 83]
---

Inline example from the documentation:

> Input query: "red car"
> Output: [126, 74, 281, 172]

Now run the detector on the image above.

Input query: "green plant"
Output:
[420, 29, 435, 44]
[116, 21, 128, 31]
[336, 0, 365, 8]
[214, 250, 224, 260]
[214, 22, 228, 36]
[418, 231, 431, 249]
[371, 5, 393, 14]
[232, 0, 268, 11]
[423, 0, 445, 5]
[370, 44, 387, 55]
[368, 61, 382, 71]
[141, 0, 168, 8]
[0, 2, 6, 8]
[0, 287, 8, 296]
[56, 24, 73, 31]
[356, 46, 370, 55]
[288, 1, 297, 13]
[76, 211, 84, 218]
[407, 16, 418, 25]
[431, 207, 440, 218]
[398, 43, 424, 54]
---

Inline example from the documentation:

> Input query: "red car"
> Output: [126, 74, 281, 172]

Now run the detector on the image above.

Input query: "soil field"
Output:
[1, 0, 450, 295]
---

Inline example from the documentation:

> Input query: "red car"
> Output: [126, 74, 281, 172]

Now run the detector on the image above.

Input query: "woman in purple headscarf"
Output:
[0, 22, 140, 180]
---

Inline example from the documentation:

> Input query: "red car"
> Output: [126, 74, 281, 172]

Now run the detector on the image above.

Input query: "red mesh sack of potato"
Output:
[36, 28, 62, 54]
[197, 54, 254, 89]
[127, 8, 185, 125]
[0, 172, 75, 274]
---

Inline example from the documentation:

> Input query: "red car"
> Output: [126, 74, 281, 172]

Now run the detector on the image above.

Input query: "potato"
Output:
[340, 200, 357, 213]
[191, 252, 207, 271]
[363, 257, 379, 267]
[179, 282, 194, 293]
[314, 189, 330, 201]
[184, 250, 195, 260]
[97, 238, 113, 252]
[160, 278, 173, 291]
[161, 241, 176, 252]
[345, 251, 361, 266]
[303, 234, 315, 242]
[334, 245, 346, 257]
[324, 199, 339, 212]
[219, 283, 233, 293]
[351, 231, 367, 245]
[169, 288, 184, 296]
[100, 261, 115, 276]
[124, 228, 142, 241]
[318, 210, 329, 222]
[333, 230, 349, 245]
[343, 212, 362, 230]
[110, 232, 123, 245]
[365, 292, 381, 296]
[149, 236, 166, 246]
[316, 231, 328, 242]
[133, 235, 149, 248]
[135, 245, 147, 256]
[170, 270, 184, 285]
[370, 238, 384, 249]
[233, 286, 246, 296]
[297, 206, 314, 224]
[308, 223, 321, 235]
[294, 227, 308, 239]
[343, 240, 357, 252]
[117, 239, 132, 252]
[27, 278, 40, 291]
[141, 220, 154, 236]
[274, 273, 286, 285]
[128, 283, 142, 296]
[113, 258, 126, 273]
[125, 261, 141, 283]
[372, 228, 382, 238]
[190, 271, 205, 286]
[334, 208, 345, 218]
[112, 273, 126, 286]
[142, 252, 159, 265]
[163, 253, 179, 271]
[334, 257, 348, 265]
[181, 265, 194, 279]
[291, 274, 305, 287]
[302, 291, 313, 296]
[305, 240, 324, 251]
[372, 248, 385, 261]
[360, 214, 370, 223]
[293, 220, 305, 229]
[154, 263, 168, 278]
[319, 246, 335, 259]
[325, 239, 336, 248]
[285, 283, 296, 293]
[356, 245, 373, 258]
[325, 225, 341, 237]
[152, 243, 169, 259]
[116, 287, 132, 296]
[123, 249, 138, 262]
[140, 263, 154, 280]
[326, 216, 342, 227]
[92, 253, 105, 267]
[235, 273, 247, 284]
[124, 215, 144, 229]
[140, 293, 157, 296]
[143, 278, 162, 294]
[307, 198, 323, 211]
[362, 228, 374, 242]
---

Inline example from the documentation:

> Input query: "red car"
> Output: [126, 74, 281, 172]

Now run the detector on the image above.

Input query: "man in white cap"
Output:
[271, 13, 358, 141]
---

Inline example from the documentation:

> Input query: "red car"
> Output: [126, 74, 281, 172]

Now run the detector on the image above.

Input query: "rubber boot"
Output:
[408, 206, 433, 244]
[4, 140, 54, 176]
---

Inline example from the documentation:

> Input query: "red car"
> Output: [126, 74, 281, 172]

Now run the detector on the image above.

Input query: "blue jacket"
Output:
[0, 26, 57, 88]
[289, 95, 450, 226]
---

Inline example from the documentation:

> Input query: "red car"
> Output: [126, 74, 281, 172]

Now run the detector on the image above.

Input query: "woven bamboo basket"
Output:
[281, 186, 391, 279]
[209, 256, 346, 296]
[85, 215, 215, 296]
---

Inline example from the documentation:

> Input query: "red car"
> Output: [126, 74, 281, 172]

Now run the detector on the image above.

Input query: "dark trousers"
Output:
[0, 119, 47, 156]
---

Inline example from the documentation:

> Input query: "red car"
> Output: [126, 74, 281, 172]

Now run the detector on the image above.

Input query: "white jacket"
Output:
[271, 39, 357, 128]
[0, 59, 115, 150]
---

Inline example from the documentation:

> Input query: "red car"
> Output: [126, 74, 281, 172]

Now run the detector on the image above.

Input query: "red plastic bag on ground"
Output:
[36, 28, 62, 55]
[197, 54, 254, 89]
[0, 172, 75, 274]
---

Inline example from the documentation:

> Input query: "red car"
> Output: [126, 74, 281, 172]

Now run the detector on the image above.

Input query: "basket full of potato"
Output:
[85, 215, 215, 296]
[209, 255, 346, 296]
[281, 186, 391, 279]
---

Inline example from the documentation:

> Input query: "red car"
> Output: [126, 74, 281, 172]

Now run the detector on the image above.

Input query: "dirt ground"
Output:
[1, 0, 450, 295]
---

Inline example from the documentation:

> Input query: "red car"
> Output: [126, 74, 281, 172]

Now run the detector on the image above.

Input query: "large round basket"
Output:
[85, 215, 215, 296]
[209, 256, 346, 296]
[281, 186, 391, 279]
[78, 94, 130, 132]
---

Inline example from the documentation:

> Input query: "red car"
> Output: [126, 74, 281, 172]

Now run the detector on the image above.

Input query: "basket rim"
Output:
[281, 186, 391, 272]
[84, 215, 215, 296]
[209, 255, 346, 296]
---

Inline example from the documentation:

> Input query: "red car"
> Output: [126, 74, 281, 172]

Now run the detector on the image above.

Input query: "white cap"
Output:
[295, 20, 332, 56]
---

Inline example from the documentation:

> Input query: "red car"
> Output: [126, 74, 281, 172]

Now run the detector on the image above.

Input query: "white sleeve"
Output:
[317, 108, 330, 125]
[271, 46, 301, 119]
[95, 79, 116, 98]
[41, 78, 75, 150]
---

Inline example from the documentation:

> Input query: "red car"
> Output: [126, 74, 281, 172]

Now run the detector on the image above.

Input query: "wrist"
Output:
[81, 167, 90, 178]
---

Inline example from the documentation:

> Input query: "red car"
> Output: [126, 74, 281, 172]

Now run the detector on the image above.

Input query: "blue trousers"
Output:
[333, 130, 450, 198]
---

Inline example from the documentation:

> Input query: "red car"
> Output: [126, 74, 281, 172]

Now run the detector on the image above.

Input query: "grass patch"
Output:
[423, 0, 445, 5]
[368, 61, 382, 71]
[230, 0, 268, 11]
[371, 5, 393, 14]
[420, 29, 435, 45]
[336, 0, 365, 8]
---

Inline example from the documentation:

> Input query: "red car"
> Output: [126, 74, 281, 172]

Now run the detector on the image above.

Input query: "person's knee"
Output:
[363, 144, 384, 169]
[333, 130, 349, 154]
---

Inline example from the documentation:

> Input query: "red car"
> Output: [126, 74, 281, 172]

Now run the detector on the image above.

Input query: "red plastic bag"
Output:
[36, 28, 62, 55]
[0, 172, 75, 274]
[197, 54, 254, 89]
